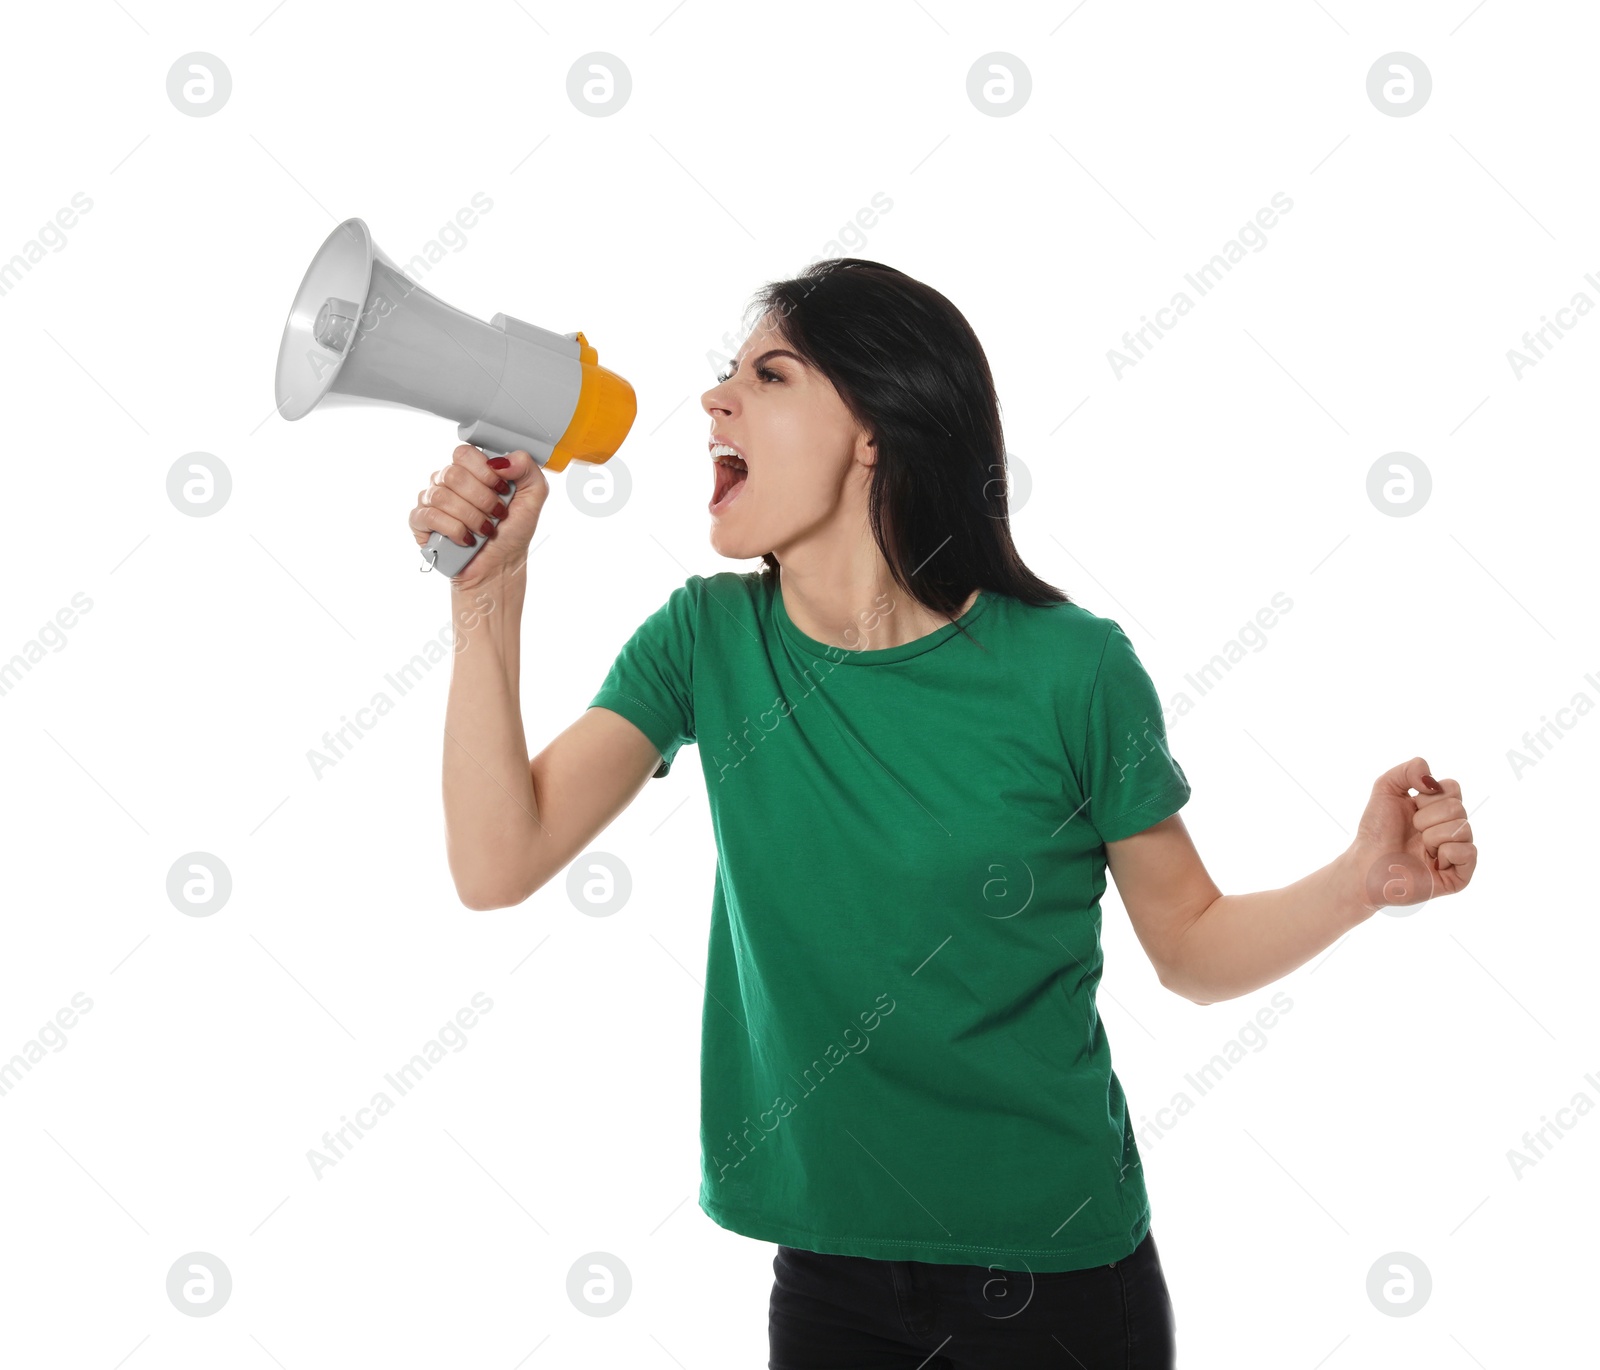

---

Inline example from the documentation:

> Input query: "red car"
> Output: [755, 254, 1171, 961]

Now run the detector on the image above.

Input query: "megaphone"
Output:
[274, 217, 637, 577]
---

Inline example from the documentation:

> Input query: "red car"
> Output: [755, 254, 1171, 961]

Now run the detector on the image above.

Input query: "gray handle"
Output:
[419, 476, 516, 577]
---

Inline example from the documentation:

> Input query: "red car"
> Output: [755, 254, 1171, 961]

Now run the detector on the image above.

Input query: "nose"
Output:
[701, 380, 732, 419]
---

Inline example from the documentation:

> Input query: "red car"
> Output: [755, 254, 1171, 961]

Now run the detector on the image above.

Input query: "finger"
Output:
[496, 448, 546, 487]
[421, 480, 501, 528]
[1413, 783, 1463, 829]
[1413, 797, 1465, 830]
[1435, 841, 1477, 875]
[409, 503, 476, 548]
[1420, 819, 1472, 855]
[452, 442, 533, 500]
[409, 494, 495, 548]
[1373, 756, 1436, 799]
[435, 459, 512, 520]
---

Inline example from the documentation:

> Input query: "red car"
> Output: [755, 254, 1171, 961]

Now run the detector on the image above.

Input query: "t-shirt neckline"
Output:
[772, 579, 991, 665]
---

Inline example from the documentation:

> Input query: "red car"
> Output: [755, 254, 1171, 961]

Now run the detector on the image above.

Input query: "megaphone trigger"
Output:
[274, 216, 637, 579]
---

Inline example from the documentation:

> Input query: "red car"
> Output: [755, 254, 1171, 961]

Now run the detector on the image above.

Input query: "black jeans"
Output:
[769, 1228, 1175, 1369]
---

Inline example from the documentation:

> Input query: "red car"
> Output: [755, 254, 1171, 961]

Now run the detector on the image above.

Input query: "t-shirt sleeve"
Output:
[1082, 620, 1190, 843]
[587, 576, 700, 779]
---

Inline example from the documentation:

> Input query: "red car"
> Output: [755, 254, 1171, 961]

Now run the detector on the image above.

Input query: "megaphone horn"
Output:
[274, 217, 637, 577]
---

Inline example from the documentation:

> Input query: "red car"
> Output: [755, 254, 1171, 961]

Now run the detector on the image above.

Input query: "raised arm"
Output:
[414, 444, 668, 910]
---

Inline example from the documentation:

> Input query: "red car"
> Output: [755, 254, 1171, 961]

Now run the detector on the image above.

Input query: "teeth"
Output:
[711, 443, 747, 467]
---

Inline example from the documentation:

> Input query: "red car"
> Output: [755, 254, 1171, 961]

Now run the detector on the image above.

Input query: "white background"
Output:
[1, 1, 1592, 1366]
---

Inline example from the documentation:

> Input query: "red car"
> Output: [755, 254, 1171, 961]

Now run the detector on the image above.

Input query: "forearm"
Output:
[1163, 849, 1373, 1005]
[442, 566, 541, 908]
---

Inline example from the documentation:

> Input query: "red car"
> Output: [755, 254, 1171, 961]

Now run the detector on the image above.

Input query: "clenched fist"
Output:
[409, 444, 549, 592]
[1350, 758, 1478, 911]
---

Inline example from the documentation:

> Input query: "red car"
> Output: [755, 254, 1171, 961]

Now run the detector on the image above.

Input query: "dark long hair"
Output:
[740, 258, 1071, 627]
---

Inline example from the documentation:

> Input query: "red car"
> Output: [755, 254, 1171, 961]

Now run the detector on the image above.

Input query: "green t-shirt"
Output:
[588, 570, 1191, 1271]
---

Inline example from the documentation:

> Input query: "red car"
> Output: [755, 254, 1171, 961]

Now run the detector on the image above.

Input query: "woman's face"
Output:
[699, 310, 873, 562]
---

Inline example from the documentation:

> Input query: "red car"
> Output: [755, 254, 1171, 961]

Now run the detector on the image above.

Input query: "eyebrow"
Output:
[725, 348, 803, 375]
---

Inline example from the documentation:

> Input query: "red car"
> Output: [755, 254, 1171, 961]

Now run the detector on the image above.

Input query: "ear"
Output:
[856, 430, 877, 467]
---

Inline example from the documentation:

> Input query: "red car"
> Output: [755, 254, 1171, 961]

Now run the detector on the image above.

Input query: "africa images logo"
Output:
[708, 992, 896, 1182]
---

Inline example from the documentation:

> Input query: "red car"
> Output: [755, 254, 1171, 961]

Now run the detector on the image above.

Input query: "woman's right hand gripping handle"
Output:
[409, 443, 549, 595]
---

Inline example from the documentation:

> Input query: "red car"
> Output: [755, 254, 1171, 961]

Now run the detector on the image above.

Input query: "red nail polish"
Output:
[493, 477, 512, 495]
[1421, 773, 1441, 792]
[487, 456, 512, 469]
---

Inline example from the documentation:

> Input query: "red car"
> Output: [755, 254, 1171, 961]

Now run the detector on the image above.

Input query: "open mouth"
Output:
[710, 448, 749, 513]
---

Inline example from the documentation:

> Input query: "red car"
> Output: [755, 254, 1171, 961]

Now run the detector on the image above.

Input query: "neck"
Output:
[777, 557, 978, 652]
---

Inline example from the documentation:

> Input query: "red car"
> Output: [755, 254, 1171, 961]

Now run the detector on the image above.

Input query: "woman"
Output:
[411, 259, 1477, 1368]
